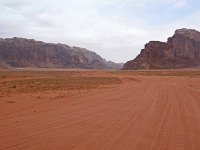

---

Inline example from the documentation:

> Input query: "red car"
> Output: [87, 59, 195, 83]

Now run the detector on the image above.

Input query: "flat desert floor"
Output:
[1, 69, 200, 150]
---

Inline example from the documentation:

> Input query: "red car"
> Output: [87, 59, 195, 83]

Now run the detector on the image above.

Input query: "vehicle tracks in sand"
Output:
[0, 76, 200, 150]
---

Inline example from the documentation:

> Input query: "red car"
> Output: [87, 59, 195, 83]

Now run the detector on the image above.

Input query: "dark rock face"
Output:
[0, 37, 122, 69]
[123, 28, 200, 70]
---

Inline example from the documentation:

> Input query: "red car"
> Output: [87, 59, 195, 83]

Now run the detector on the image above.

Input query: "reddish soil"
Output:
[1, 70, 200, 150]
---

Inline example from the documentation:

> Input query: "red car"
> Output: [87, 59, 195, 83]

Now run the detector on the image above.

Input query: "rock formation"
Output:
[123, 28, 200, 70]
[0, 37, 123, 69]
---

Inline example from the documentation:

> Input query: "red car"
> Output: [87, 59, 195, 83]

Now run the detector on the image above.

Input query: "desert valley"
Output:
[1, 0, 200, 149]
[1, 28, 200, 150]
[0, 69, 200, 150]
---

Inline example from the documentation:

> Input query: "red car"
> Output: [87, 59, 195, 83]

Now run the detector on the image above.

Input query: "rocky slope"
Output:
[123, 28, 200, 70]
[0, 37, 122, 69]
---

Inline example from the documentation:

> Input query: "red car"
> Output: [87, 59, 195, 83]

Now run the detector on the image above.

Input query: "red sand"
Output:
[1, 74, 200, 150]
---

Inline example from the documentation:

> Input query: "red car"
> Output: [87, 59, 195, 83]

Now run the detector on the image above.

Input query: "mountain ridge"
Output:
[0, 37, 123, 69]
[123, 28, 200, 70]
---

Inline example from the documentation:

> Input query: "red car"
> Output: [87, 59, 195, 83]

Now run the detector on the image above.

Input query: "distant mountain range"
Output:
[0, 37, 123, 69]
[123, 28, 200, 70]
[2, 28, 199, 70]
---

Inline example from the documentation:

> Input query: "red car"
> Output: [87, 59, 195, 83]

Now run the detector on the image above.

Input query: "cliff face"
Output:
[123, 28, 200, 70]
[0, 37, 122, 69]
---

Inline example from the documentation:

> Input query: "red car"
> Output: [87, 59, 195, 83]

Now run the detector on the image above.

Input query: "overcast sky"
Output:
[0, 0, 200, 63]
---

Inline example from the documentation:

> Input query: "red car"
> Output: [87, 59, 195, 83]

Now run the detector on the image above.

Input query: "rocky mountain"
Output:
[0, 37, 122, 69]
[104, 61, 124, 70]
[123, 28, 200, 70]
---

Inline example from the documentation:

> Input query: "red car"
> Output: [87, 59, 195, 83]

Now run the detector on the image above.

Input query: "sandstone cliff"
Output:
[0, 37, 122, 69]
[123, 28, 200, 70]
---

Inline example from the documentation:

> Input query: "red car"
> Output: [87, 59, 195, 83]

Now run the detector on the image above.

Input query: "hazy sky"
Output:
[0, 0, 200, 63]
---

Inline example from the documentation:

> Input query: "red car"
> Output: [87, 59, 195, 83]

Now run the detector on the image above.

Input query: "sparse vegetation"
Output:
[0, 69, 200, 97]
[0, 70, 121, 97]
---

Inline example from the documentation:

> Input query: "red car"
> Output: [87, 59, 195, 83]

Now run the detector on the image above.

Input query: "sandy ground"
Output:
[1, 70, 200, 150]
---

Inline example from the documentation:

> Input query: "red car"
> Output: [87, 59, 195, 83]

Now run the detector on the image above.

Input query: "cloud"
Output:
[0, 0, 198, 62]
[0, 0, 31, 9]
[174, 0, 188, 8]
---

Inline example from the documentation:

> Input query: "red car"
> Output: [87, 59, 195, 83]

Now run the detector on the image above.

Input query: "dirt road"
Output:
[1, 73, 200, 150]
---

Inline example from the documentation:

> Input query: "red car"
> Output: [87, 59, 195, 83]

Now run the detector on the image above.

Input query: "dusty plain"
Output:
[0, 69, 200, 150]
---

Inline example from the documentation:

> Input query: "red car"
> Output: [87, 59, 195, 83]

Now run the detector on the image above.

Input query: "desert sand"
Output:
[0, 70, 200, 150]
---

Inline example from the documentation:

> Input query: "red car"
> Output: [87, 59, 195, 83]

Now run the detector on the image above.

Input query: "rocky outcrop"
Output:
[0, 37, 122, 69]
[123, 28, 200, 70]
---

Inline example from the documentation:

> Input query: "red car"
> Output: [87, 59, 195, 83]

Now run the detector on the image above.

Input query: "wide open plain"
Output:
[1, 69, 200, 150]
